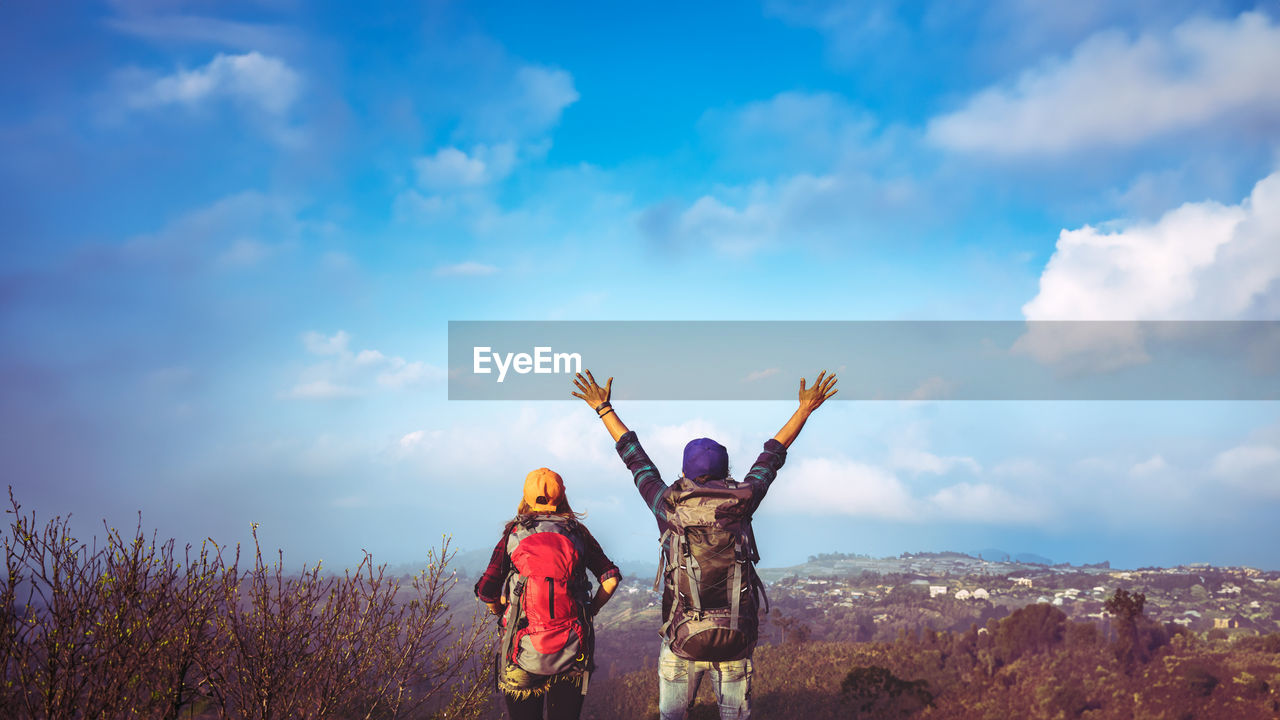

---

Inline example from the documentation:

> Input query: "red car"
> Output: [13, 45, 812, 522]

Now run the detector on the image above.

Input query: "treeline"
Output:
[0, 492, 495, 720]
[585, 597, 1280, 719]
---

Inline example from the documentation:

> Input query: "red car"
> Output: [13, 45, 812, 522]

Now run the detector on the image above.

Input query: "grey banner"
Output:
[447, 321, 1280, 400]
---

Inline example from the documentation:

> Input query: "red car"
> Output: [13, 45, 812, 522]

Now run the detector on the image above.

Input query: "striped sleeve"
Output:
[742, 438, 787, 508]
[615, 430, 669, 518]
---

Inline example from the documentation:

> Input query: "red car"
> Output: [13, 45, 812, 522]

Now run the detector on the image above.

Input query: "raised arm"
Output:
[772, 370, 838, 449]
[573, 371, 670, 516]
[572, 370, 629, 442]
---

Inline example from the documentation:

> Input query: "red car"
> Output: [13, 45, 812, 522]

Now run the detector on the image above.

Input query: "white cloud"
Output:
[376, 359, 446, 389]
[415, 143, 517, 190]
[642, 170, 919, 256]
[768, 456, 916, 519]
[907, 376, 953, 400]
[1129, 454, 1168, 477]
[636, 90, 924, 256]
[927, 12, 1280, 155]
[925, 482, 1049, 524]
[434, 261, 499, 277]
[120, 191, 304, 270]
[125, 51, 301, 117]
[398, 429, 434, 449]
[1023, 197, 1250, 320]
[463, 64, 579, 141]
[509, 66, 580, 136]
[889, 447, 981, 476]
[744, 368, 780, 383]
[288, 331, 444, 400]
[1213, 443, 1280, 475]
[1016, 170, 1280, 367]
[303, 330, 350, 356]
[1212, 442, 1280, 499]
[765, 456, 1044, 524]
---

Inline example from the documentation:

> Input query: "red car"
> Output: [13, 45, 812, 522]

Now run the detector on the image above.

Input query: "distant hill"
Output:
[1013, 552, 1054, 566]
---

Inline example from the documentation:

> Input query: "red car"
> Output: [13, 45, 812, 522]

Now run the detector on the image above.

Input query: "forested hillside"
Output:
[583, 604, 1280, 720]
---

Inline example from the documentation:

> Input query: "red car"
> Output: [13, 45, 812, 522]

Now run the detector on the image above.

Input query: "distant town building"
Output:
[930, 585, 948, 598]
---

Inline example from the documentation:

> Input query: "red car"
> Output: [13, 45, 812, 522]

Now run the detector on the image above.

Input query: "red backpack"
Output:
[498, 515, 594, 678]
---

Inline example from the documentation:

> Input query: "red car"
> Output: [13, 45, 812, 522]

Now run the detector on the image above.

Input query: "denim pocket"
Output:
[659, 651, 689, 682]
[715, 658, 751, 683]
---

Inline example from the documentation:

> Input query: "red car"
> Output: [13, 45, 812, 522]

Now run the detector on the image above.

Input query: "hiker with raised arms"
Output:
[474, 467, 622, 720]
[572, 369, 838, 720]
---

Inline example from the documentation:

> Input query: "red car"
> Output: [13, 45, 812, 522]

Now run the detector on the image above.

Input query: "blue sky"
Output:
[3, 0, 1280, 572]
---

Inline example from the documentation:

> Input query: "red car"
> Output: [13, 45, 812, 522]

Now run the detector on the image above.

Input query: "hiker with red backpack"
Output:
[474, 467, 621, 720]
[572, 369, 837, 720]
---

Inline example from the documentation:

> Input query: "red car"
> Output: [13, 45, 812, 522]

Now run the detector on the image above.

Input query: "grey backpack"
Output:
[655, 476, 768, 660]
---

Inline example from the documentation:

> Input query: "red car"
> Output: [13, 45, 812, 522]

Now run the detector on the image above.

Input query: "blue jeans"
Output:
[657, 641, 752, 720]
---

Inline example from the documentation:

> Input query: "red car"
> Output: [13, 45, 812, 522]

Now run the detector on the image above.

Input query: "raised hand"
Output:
[571, 370, 613, 410]
[798, 370, 838, 415]
[573, 370, 629, 441]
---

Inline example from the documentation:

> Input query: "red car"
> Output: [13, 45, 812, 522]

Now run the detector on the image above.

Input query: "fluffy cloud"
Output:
[744, 368, 781, 383]
[287, 331, 443, 399]
[1129, 454, 1168, 477]
[639, 169, 918, 256]
[1025, 176, 1275, 309]
[768, 457, 916, 519]
[376, 359, 446, 389]
[462, 65, 579, 142]
[889, 446, 981, 476]
[927, 12, 1280, 155]
[119, 191, 304, 271]
[303, 330, 350, 356]
[638, 90, 923, 255]
[1212, 440, 1280, 499]
[415, 143, 518, 190]
[764, 456, 1047, 524]
[1016, 170, 1280, 367]
[125, 51, 301, 117]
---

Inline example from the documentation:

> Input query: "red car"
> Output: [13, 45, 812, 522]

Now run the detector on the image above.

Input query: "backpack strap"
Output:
[685, 657, 696, 709]
[499, 574, 528, 664]
[653, 529, 671, 592]
[682, 534, 703, 615]
[728, 556, 742, 631]
[751, 566, 769, 615]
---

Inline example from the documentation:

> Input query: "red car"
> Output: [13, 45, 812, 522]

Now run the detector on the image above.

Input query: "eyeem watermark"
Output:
[449, 320, 1280, 400]
[473, 346, 583, 383]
